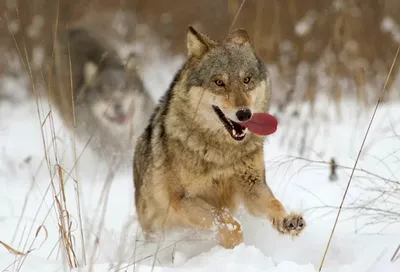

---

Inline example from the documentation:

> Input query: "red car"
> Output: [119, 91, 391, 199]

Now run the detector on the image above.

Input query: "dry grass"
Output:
[1, 0, 400, 271]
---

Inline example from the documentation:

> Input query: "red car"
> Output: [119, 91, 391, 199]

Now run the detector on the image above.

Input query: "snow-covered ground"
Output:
[0, 55, 400, 272]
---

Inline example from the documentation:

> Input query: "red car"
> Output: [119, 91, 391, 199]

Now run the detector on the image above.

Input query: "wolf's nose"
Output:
[114, 103, 123, 115]
[236, 108, 252, 122]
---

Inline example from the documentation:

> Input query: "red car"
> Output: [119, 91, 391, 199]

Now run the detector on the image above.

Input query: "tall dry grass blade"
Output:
[391, 244, 400, 262]
[12, 41, 54, 272]
[54, 164, 79, 269]
[318, 45, 400, 271]
[0, 241, 27, 256]
[34, 225, 49, 250]
[64, 28, 87, 265]
[228, 0, 247, 33]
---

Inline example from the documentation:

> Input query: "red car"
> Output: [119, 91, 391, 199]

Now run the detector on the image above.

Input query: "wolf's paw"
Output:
[216, 219, 244, 249]
[272, 213, 305, 236]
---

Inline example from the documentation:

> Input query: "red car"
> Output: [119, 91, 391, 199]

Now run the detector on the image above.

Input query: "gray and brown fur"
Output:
[133, 26, 305, 248]
[47, 27, 154, 161]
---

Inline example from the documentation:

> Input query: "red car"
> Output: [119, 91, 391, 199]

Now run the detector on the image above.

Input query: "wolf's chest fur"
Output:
[184, 171, 240, 212]
[166, 138, 260, 209]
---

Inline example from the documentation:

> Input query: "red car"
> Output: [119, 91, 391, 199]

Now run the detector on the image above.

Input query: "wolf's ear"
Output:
[125, 52, 146, 79]
[83, 61, 98, 85]
[186, 26, 212, 58]
[125, 52, 140, 71]
[226, 28, 250, 45]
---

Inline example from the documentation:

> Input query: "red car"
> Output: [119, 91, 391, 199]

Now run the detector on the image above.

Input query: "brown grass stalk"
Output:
[318, 45, 400, 271]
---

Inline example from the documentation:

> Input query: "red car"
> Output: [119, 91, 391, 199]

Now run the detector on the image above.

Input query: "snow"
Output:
[1, 54, 400, 272]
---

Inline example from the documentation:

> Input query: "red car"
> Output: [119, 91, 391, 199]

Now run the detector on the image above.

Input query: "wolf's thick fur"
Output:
[47, 27, 154, 161]
[133, 27, 305, 248]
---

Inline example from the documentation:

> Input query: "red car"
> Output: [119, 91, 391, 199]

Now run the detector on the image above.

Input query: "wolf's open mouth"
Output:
[212, 105, 248, 141]
[106, 114, 129, 125]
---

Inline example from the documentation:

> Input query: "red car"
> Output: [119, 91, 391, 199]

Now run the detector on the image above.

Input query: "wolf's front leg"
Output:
[172, 196, 243, 248]
[240, 181, 306, 236]
[236, 154, 306, 236]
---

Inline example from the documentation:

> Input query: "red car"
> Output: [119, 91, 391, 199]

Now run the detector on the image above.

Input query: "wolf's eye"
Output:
[214, 79, 225, 87]
[243, 76, 251, 84]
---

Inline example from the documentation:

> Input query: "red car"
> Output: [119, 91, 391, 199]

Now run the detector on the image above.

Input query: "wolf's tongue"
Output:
[114, 115, 128, 124]
[241, 113, 278, 136]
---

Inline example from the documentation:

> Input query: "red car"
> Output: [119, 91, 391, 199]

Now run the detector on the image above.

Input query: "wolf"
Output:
[47, 27, 154, 162]
[133, 26, 305, 249]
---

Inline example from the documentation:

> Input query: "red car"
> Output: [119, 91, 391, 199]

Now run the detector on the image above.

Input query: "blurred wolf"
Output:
[133, 26, 306, 248]
[47, 27, 154, 162]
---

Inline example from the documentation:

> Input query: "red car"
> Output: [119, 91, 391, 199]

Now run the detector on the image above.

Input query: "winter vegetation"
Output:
[0, 0, 400, 271]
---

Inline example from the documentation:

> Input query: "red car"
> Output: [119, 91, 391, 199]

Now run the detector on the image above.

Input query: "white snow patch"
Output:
[0, 51, 400, 272]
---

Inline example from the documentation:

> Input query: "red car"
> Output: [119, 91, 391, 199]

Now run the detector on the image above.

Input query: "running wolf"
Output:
[133, 26, 305, 248]
[48, 27, 154, 161]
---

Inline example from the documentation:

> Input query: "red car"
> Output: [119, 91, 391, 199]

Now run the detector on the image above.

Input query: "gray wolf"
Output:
[47, 27, 154, 161]
[133, 26, 305, 249]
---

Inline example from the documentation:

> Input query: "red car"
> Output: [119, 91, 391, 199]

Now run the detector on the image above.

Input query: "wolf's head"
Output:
[177, 26, 272, 142]
[79, 60, 149, 132]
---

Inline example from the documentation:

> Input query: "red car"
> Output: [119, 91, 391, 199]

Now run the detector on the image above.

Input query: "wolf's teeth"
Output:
[243, 127, 248, 133]
[232, 129, 237, 136]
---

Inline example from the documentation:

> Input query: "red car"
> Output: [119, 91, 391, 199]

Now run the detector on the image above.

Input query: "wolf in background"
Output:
[133, 26, 305, 249]
[47, 26, 154, 163]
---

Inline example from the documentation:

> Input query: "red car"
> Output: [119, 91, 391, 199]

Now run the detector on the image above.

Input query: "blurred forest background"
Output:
[1, 0, 400, 113]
